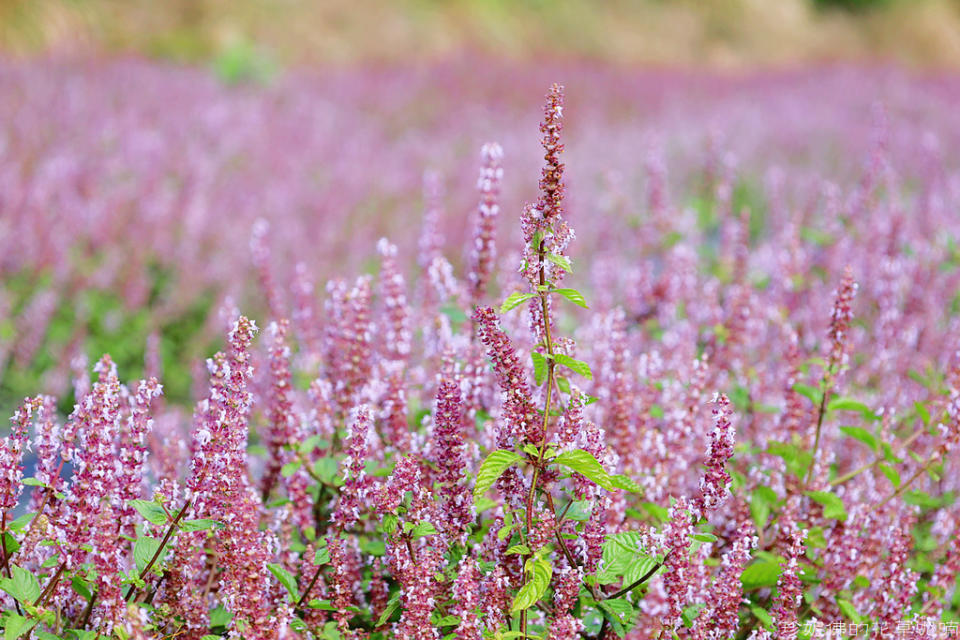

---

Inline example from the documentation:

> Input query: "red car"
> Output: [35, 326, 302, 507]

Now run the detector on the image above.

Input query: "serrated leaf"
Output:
[552, 288, 588, 309]
[381, 513, 398, 534]
[133, 537, 162, 573]
[0, 565, 41, 604]
[3, 614, 36, 640]
[268, 563, 300, 601]
[130, 499, 168, 525]
[741, 560, 782, 590]
[805, 491, 847, 521]
[610, 474, 642, 493]
[506, 544, 531, 555]
[553, 449, 616, 490]
[599, 597, 635, 623]
[553, 354, 592, 380]
[623, 555, 659, 585]
[410, 521, 437, 538]
[501, 292, 536, 313]
[838, 426, 877, 451]
[473, 450, 522, 498]
[510, 556, 552, 612]
[546, 253, 572, 273]
[531, 352, 548, 386]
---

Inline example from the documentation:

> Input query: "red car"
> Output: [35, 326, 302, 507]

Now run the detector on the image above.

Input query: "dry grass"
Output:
[2, 0, 960, 69]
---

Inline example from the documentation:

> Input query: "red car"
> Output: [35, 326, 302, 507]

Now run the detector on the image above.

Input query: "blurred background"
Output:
[3, 0, 960, 70]
[3, 0, 960, 419]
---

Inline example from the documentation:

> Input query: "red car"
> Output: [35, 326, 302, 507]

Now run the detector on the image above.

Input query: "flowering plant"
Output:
[1, 79, 959, 640]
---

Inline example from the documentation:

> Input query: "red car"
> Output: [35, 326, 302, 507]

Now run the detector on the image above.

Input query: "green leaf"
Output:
[281, 460, 302, 477]
[553, 449, 617, 490]
[828, 397, 878, 421]
[180, 519, 221, 532]
[3, 613, 37, 640]
[750, 486, 776, 530]
[805, 526, 827, 549]
[511, 555, 552, 612]
[21, 478, 45, 487]
[837, 598, 862, 623]
[563, 500, 593, 521]
[805, 491, 847, 521]
[268, 563, 300, 601]
[878, 463, 900, 489]
[130, 499, 168, 525]
[552, 288, 588, 309]
[750, 605, 773, 630]
[433, 614, 460, 627]
[792, 383, 823, 406]
[640, 502, 670, 522]
[552, 354, 592, 380]
[314, 548, 331, 565]
[313, 457, 340, 484]
[506, 544, 531, 555]
[7, 513, 34, 533]
[681, 602, 705, 628]
[209, 605, 233, 628]
[71, 576, 93, 601]
[741, 560, 782, 590]
[500, 292, 536, 313]
[380, 513, 399, 534]
[409, 521, 437, 538]
[599, 597, 635, 625]
[473, 450, 523, 498]
[376, 591, 402, 626]
[298, 435, 323, 456]
[914, 402, 931, 426]
[610, 474, 642, 493]
[545, 253, 572, 273]
[133, 537, 162, 573]
[0, 565, 41, 605]
[531, 352, 549, 386]
[690, 533, 718, 543]
[838, 426, 877, 451]
[623, 555, 659, 585]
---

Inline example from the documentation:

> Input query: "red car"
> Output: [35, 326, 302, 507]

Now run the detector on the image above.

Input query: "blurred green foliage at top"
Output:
[1, 0, 960, 70]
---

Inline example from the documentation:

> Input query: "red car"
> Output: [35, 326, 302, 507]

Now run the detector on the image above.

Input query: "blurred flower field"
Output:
[1, 56, 960, 638]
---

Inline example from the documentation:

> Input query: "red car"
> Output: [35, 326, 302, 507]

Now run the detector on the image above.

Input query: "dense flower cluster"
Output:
[1, 68, 960, 640]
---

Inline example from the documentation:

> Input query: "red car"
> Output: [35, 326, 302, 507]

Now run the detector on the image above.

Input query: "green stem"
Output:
[521, 238, 557, 639]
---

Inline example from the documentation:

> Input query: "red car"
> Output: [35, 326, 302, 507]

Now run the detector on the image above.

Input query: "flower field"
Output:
[1, 60, 960, 639]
